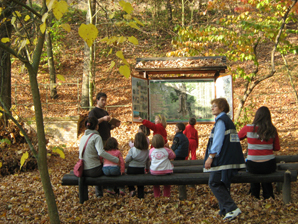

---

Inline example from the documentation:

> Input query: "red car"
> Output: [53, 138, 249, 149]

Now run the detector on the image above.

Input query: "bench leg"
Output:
[276, 163, 283, 193]
[179, 185, 187, 200]
[282, 170, 291, 204]
[276, 182, 282, 193]
[79, 177, 88, 204]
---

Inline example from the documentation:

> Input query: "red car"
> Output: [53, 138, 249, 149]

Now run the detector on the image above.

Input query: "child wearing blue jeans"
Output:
[102, 137, 126, 195]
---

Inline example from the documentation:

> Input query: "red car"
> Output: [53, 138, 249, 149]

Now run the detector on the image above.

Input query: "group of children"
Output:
[101, 114, 199, 198]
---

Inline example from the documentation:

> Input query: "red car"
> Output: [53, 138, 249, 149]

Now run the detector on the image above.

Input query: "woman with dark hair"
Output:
[238, 106, 280, 199]
[78, 116, 119, 197]
[204, 98, 245, 220]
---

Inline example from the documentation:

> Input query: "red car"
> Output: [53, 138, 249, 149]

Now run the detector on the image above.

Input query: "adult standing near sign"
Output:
[89, 92, 120, 145]
[204, 98, 245, 220]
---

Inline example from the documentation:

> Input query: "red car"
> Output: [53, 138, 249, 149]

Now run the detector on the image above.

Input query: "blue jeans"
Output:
[102, 166, 124, 192]
[102, 166, 121, 176]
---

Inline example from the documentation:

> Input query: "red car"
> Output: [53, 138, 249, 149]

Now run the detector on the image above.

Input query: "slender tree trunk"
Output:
[46, 13, 58, 99]
[282, 54, 298, 103]
[25, 29, 60, 223]
[26, 64, 60, 224]
[80, 9, 91, 109]
[0, 48, 11, 119]
[166, 0, 172, 26]
[88, 0, 96, 107]
[181, 0, 185, 27]
[0, 0, 13, 123]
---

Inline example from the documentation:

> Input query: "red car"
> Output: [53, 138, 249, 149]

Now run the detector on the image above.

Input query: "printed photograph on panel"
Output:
[132, 77, 148, 122]
[149, 79, 215, 123]
[216, 75, 233, 120]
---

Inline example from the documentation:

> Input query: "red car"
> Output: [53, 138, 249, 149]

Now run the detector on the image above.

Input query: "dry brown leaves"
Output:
[0, 121, 38, 176]
[1, 152, 298, 224]
[135, 58, 225, 69]
[2, 10, 298, 223]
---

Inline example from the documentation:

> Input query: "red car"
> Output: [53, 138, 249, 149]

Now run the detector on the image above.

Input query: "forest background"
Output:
[0, 0, 298, 223]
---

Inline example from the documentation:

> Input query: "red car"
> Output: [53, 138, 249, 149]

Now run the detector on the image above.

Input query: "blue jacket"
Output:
[203, 113, 245, 188]
[204, 113, 245, 171]
[171, 132, 189, 158]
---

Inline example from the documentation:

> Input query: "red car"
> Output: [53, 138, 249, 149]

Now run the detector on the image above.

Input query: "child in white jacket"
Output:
[149, 134, 176, 197]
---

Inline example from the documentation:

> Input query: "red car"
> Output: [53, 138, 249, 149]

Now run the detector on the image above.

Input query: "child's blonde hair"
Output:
[156, 114, 167, 128]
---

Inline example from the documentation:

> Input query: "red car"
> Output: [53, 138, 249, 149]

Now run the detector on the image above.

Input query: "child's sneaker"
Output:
[129, 191, 136, 197]
[106, 189, 115, 195]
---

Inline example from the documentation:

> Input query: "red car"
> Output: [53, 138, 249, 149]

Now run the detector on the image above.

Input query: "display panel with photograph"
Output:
[149, 79, 215, 122]
[131, 77, 149, 122]
[216, 75, 233, 120]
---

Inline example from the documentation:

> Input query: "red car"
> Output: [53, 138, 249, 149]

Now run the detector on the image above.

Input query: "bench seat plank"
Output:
[171, 155, 298, 166]
[62, 170, 297, 186]
[62, 170, 297, 204]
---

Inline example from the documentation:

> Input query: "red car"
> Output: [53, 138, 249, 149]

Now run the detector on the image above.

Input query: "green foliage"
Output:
[40, 19, 66, 68]
[168, 0, 297, 78]
[166, 0, 298, 122]
[235, 102, 255, 130]
[0, 138, 11, 145]
[49, 145, 66, 159]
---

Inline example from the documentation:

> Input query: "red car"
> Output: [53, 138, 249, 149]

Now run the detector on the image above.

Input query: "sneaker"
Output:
[106, 189, 115, 195]
[223, 208, 241, 220]
[129, 191, 136, 197]
[119, 190, 125, 196]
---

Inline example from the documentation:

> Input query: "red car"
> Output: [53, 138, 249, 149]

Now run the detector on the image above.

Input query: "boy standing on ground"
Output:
[183, 118, 199, 160]
[89, 92, 120, 145]
[171, 122, 189, 160]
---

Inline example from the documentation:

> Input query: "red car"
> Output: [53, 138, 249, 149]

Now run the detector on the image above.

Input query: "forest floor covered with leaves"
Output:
[1, 2, 298, 223]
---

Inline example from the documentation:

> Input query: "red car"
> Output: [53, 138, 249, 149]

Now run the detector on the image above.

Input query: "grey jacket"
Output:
[125, 146, 150, 169]
[79, 129, 119, 170]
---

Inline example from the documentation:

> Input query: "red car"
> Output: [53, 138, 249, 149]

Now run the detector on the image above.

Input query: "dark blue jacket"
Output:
[204, 114, 245, 187]
[171, 132, 189, 158]
[204, 113, 245, 171]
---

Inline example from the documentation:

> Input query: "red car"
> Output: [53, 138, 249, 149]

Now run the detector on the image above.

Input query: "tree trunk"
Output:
[24, 3, 61, 223]
[25, 29, 60, 222]
[0, 0, 13, 123]
[234, 72, 275, 122]
[181, 0, 185, 27]
[282, 54, 298, 103]
[89, 0, 96, 107]
[80, 1, 94, 109]
[26, 64, 60, 224]
[166, 0, 172, 26]
[46, 13, 58, 99]
[46, 16, 58, 99]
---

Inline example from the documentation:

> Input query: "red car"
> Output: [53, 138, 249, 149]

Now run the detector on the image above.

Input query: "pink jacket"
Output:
[101, 149, 125, 174]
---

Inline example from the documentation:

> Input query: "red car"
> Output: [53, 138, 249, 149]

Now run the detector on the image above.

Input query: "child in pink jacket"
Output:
[149, 134, 176, 197]
[101, 137, 126, 195]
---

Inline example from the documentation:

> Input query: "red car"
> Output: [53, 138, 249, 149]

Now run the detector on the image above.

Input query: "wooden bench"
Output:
[171, 154, 298, 166]
[61, 170, 297, 204]
[173, 163, 298, 173]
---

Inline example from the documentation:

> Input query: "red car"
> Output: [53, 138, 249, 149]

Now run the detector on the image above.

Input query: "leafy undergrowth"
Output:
[1, 148, 298, 223]
[0, 121, 38, 176]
